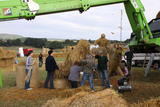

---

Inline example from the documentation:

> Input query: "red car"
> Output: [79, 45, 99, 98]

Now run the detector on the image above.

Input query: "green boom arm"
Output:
[0, 0, 158, 52]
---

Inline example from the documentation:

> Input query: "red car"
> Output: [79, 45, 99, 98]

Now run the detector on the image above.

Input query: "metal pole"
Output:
[145, 53, 154, 77]
[120, 9, 123, 41]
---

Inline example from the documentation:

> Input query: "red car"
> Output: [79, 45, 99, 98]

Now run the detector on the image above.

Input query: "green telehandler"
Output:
[0, 0, 160, 53]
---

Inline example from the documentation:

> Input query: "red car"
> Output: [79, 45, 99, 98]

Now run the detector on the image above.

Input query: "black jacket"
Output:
[45, 55, 59, 72]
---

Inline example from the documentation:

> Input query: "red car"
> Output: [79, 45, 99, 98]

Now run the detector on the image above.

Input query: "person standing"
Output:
[124, 49, 134, 76]
[25, 51, 34, 90]
[95, 51, 110, 88]
[68, 61, 82, 88]
[81, 54, 96, 91]
[44, 50, 59, 89]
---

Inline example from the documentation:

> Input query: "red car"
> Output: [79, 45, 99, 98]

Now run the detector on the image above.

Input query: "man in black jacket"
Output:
[44, 50, 59, 89]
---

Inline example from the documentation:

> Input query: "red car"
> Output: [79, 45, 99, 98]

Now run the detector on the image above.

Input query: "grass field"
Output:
[0, 67, 160, 107]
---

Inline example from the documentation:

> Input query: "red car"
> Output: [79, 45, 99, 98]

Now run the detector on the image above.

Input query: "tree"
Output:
[46, 41, 64, 49]
[24, 38, 47, 48]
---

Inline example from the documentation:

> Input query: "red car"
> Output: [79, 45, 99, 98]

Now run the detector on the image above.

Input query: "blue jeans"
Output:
[25, 69, 32, 89]
[99, 70, 110, 88]
[81, 72, 94, 90]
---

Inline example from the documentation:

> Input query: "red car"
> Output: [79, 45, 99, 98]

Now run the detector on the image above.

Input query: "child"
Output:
[120, 60, 129, 77]
[68, 61, 82, 88]
[118, 60, 129, 86]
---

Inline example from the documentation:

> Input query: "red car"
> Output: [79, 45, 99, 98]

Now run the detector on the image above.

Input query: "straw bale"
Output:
[58, 40, 90, 79]
[108, 44, 123, 76]
[54, 63, 69, 79]
[42, 48, 50, 55]
[91, 47, 107, 55]
[156, 11, 160, 19]
[54, 79, 70, 89]
[30, 61, 40, 88]
[70, 40, 90, 63]
[0, 59, 14, 67]
[16, 60, 40, 88]
[32, 53, 39, 58]
[16, 62, 26, 89]
[0, 47, 16, 59]
[94, 35, 109, 48]
[43, 89, 128, 107]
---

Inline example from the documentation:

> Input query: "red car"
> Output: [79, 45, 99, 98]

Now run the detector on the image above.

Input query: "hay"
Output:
[91, 47, 108, 55]
[0, 47, 16, 68]
[132, 97, 160, 107]
[94, 35, 109, 48]
[43, 89, 128, 107]
[30, 61, 40, 88]
[16, 60, 40, 88]
[16, 62, 26, 89]
[0, 47, 16, 59]
[0, 59, 14, 67]
[156, 11, 160, 19]
[42, 48, 50, 55]
[54, 79, 70, 89]
[108, 44, 123, 76]
[56, 40, 90, 79]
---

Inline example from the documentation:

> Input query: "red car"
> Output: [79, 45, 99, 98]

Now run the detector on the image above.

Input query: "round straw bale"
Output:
[54, 79, 70, 89]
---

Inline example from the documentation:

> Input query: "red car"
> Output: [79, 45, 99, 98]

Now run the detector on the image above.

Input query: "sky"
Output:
[0, 0, 159, 41]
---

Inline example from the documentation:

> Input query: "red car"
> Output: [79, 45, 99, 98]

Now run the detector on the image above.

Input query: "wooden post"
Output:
[145, 53, 154, 77]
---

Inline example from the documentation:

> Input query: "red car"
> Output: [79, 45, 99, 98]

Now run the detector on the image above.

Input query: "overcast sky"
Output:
[0, 0, 159, 40]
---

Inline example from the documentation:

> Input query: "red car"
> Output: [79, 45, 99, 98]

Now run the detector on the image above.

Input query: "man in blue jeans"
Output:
[81, 54, 96, 91]
[25, 51, 34, 90]
[95, 51, 110, 88]
[44, 50, 59, 89]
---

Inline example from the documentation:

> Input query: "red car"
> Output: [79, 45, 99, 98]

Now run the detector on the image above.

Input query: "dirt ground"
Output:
[0, 67, 160, 107]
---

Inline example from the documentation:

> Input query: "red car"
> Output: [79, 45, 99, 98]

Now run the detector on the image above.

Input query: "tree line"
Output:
[0, 38, 78, 49]
[0, 37, 126, 49]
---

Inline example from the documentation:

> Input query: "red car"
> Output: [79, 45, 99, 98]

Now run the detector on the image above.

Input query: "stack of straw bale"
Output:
[94, 36, 110, 48]
[43, 89, 128, 107]
[0, 47, 16, 59]
[30, 61, 40, 88]
[0, 47, 16, 67]
[108, 44, 123, 76]
[55, 40, 90, 79]
[16, 62, 26, 89]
